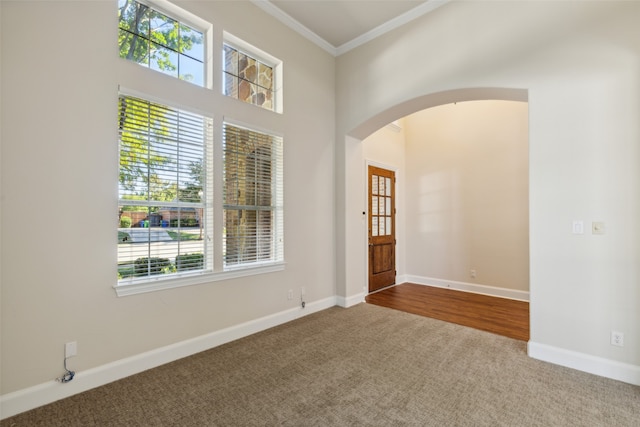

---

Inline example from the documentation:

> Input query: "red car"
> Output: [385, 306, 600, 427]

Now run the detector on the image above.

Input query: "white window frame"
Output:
[223, 31, 284, 114]
[222, 120, 284, 270]
[114, 96, 286, 297]
[117, 91, 214, 287]
[118, 0, 214, 89]
[115, 5, 286, 297]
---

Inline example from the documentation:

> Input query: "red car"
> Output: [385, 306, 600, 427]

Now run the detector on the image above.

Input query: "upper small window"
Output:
[118, 0, 205, 86]
[223, 33, 282, 113]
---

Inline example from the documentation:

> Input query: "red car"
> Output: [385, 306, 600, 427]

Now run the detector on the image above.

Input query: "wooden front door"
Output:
[368, 166, 396, 292]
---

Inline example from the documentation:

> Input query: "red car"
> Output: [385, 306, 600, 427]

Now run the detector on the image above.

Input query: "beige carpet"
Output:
[2, 303, 639, 426]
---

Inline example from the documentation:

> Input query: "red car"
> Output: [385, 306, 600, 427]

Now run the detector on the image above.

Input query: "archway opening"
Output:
[348, 88, 530, 338]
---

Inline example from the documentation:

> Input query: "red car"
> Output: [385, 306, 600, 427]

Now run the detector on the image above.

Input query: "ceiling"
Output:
[252, 0, 448, 56]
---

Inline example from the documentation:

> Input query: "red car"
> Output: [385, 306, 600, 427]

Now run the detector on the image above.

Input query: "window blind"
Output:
[223, 122, 283, 267]
[118, 94, 212, 282]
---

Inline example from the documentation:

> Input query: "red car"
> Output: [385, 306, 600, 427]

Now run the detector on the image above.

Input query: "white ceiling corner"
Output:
[251, 0, 450, 57]
[250, 0, 337, 55]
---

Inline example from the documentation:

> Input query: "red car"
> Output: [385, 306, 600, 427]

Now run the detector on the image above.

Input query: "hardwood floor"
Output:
[365, 283, 529, 341]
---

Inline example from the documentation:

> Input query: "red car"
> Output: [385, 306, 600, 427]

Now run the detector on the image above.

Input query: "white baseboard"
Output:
[336, 291, 366, 308]
[7, 290, 636, 418]
[0, 296, 337, 420]
[528, 341, 640, 386]
[401, 278, 639, 386]
[404, 275, 529, 302]
[396, 274, 409, 285]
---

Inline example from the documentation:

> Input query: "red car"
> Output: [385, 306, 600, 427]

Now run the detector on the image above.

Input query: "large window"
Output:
[117, 95, 212, 284]
[116, 2, 284, 295]
[118, 0, 205, 86]
[223, 123, 284, 268]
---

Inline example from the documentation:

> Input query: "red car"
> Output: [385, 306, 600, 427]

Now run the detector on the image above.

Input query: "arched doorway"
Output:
[338, 88, 529, 308]
[361, 96, 530, 340]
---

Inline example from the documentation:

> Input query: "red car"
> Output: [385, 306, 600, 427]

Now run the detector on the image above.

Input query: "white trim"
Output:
[528, 342, 640, 386]
[223, 31, 282, 68]
[250, 0, 337, 56]
[404, 275, 530, 302]
[385, 120, 402, 133]
[118, 86, 214, 126]
[251, 0, 449, 57]
[138, 0, 211, 32]
[115, 262, 286, 297]
[365, 159, 399, 173]
[0, 296, 337, 420]
[336, 292, 366, 308]
[396, 274, 409, 285]
[124, 0, 213, 89]
[222, 117, 284, 139]
[336, 0, 450, 56]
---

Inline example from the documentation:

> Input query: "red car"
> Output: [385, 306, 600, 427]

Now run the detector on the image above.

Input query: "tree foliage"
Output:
[117, 0, 203, 82]
[118, 96, 171, 193]
[117, 0, 205, 207]
[118, 95, 205, 205]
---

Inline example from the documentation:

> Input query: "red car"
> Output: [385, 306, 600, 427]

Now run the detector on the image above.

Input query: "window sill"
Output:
[114, 262, 286, 297]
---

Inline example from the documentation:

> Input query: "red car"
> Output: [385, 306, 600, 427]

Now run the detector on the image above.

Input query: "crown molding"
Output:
[335, 0, 450, 56]
[251, 0, 338, 56]
[252, 0, 449, 57]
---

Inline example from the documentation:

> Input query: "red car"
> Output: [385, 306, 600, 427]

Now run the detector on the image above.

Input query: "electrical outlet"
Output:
[592, 221, 605, 235]
[65, 341, 77, 358]
[611, 331, 624, 347]
[287, 289, 293, 300]
[470, 269, 476, 279]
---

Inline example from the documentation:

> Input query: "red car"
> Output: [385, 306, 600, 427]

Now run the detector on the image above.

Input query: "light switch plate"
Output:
[572, 221, 584, 234]
[65, 341, 77, 358]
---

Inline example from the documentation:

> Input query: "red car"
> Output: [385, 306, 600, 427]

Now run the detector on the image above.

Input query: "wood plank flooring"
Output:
[365, 283, 529, 341]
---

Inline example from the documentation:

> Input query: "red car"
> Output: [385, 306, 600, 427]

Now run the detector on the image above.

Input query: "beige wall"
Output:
[336, 0, 640, 373]
[1, 0, 335, 396]
[2, 0, 639, 411]
[404, 101, 529, 291]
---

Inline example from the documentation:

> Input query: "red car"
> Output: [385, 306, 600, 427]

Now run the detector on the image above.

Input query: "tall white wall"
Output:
[0, 0, 335, 403]
[336, 0, 640, 381]
[404, 101, 529, 292]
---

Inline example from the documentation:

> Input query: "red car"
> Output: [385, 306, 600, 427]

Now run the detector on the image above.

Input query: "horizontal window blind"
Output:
[223, 122, 283, 268]
[118, 94, 212, 283]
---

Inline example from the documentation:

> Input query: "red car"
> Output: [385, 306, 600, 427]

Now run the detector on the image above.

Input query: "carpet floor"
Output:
[2, 303, 639, 426]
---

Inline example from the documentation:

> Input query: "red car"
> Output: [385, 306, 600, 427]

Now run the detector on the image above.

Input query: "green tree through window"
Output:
[117, 95, 212, 282]
[118, 0, 204, 85]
